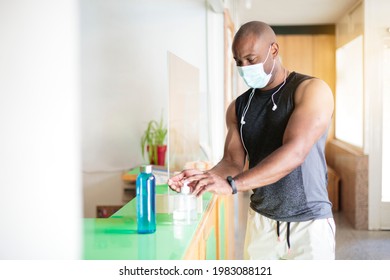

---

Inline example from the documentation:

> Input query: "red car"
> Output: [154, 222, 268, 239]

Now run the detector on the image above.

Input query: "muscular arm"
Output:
[168, 100, 246, 195]
[170, 78, 333, 196]
[209, 100, 246, 178]
[234, 78, 334, 191]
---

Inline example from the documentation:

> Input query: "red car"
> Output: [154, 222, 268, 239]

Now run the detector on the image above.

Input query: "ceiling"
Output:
[236, 0, 360, 26]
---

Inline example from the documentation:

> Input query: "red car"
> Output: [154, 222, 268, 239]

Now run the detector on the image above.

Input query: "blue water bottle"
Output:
[136, 165, 156, 234]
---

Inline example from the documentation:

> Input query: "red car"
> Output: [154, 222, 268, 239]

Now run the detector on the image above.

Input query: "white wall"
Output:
[0, 0, 81, 259]
[81, 0, 212, 217]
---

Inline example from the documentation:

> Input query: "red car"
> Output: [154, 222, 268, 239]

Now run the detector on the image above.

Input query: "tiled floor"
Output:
[234, 191, 390, 260]
[333, 211, 390, 260]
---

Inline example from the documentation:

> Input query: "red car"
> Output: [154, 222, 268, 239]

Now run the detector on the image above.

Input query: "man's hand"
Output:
[184, 171, 233, 197]
[167, 169, 234, 196]
[167, 169, 203, 193]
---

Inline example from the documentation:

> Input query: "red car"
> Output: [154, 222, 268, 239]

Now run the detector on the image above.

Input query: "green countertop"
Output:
[83, 184, 213, 260]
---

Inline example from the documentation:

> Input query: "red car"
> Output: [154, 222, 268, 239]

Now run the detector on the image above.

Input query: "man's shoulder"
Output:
[234, 88, 253, 116]
[236, 88, 253, 103]
[294, 75, 333, 105]
[290, 71, 330, 93]
[290, 71, 314, 82]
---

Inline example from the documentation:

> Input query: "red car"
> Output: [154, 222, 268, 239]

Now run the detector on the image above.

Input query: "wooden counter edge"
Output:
[183, 194, 219, 260]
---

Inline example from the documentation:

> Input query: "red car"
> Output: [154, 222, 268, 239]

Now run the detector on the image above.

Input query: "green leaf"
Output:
[140, 110, 167, 161]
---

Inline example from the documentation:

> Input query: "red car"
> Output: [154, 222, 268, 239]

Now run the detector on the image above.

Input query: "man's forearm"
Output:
[209, 158, 243, 178]
[234, 141, 305, 192]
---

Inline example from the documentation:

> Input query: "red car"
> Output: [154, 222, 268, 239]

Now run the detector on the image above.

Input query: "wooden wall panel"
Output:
[276, 34, 336, 140]
[313, 35, 336, 140]
[326, 139, 368, 229]
[313, 35, 336, 90]
[277, 35, 314, 75]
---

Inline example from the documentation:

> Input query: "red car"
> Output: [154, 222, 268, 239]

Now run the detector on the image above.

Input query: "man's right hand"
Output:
[167, 169, 204, 193]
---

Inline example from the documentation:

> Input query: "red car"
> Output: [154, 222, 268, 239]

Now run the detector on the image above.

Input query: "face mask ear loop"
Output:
[264, 45, 275, 75]
[269, 59, 276, 75]
[263, 45, 272, 63]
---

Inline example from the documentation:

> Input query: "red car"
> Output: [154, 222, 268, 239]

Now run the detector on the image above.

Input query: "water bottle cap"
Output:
[181, 181, 191, 195]
[140, 165, 153, 174]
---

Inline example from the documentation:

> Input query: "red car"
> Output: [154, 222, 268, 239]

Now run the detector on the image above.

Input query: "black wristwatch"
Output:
[226, 176, 238, 194]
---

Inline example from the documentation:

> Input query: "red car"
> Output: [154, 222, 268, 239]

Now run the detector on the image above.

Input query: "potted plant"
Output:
[140, 114, 168, 166]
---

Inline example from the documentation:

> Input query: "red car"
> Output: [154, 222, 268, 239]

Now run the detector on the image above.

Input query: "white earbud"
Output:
[241, 117, 246, 125]
[270, 69, 288, 112]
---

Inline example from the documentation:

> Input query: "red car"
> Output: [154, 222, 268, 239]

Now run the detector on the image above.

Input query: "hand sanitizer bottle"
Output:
[173, 181, 197, 225]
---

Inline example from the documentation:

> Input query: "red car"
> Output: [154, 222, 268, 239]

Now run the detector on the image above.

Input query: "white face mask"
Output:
[237, 46, 275, 89]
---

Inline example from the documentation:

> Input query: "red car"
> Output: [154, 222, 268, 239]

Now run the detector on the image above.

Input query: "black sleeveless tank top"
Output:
[235, 72, 332, 222]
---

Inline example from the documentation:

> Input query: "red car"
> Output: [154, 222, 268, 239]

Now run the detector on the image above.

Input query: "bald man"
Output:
[168, 21, 335, 260]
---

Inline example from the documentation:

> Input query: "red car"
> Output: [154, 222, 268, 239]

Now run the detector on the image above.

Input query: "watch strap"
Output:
[226, 176, 238, 194]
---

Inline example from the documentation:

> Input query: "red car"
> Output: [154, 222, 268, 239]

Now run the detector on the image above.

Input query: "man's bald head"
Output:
[232, 21, 286, 90]
[233, 21, 276, 46]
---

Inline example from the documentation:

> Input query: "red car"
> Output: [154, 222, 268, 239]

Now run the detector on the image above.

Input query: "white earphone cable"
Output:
[240, 69, 288, 159]
[240, 88, 255, 159]
[271, 69, 288, 111]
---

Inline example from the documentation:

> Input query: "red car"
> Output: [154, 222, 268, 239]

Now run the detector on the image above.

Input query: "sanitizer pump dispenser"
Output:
[173, 181, 197, 225]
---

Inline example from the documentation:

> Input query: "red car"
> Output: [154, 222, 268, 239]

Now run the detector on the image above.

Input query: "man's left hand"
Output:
[185, 172, 234, 197]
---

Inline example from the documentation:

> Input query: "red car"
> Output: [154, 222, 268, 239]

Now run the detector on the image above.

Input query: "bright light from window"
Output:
[382, 46, 390, 202]
[335, 35, 364, 148]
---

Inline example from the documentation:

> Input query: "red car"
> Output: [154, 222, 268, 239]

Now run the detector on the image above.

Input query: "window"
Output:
[335, 35, 364, 148]
[382, 45, 390, 202]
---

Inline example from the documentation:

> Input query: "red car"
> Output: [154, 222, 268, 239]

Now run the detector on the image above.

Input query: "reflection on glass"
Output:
[168, 52, 200, 174]
[137, 233, 156, 260]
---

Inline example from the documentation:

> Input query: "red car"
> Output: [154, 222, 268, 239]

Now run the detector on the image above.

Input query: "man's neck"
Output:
[262, 64, 288, 91]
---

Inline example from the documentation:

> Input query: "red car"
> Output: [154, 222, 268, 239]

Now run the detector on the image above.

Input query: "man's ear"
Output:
[271, 42, 279, 57]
